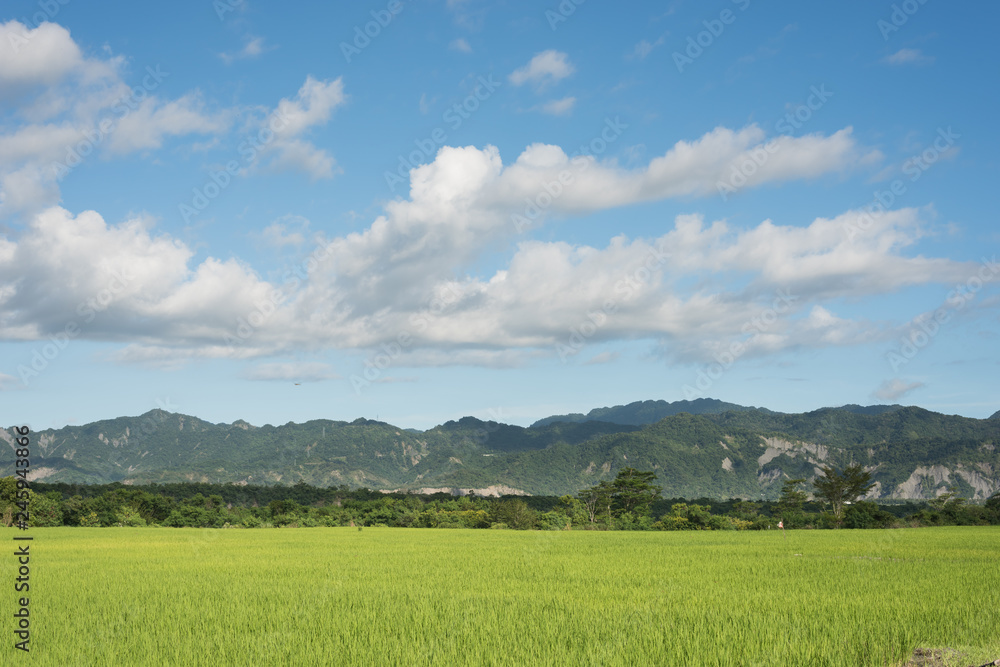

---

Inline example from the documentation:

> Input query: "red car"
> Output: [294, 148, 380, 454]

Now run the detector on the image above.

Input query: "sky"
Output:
[1, 0, 998, 431]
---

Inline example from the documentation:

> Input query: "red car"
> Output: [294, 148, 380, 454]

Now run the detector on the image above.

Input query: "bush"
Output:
[843, 502, 895, 529]
[79, 512, 100, 527]
[115, 507, 147, 527]
[653, 515, 691, 531]
[491, 499, 537, 530]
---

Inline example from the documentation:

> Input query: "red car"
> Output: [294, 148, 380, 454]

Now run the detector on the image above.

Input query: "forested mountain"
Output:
[3, 401, 998, 500]
[529, 398, 765, 427]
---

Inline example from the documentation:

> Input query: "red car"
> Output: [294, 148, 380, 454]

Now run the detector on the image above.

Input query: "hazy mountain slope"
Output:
[530, 398, 766, 427]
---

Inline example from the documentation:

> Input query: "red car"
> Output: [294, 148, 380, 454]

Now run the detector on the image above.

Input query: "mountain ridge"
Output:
[4, 400, 998, 500]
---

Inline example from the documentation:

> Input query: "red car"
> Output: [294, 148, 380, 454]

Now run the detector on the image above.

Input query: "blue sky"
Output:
[1, 0, 998, 431]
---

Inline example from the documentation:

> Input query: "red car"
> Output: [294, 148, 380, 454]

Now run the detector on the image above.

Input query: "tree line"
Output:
[2, 467, 998, 530]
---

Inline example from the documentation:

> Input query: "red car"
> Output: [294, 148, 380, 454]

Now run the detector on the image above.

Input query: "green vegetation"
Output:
[812, 463, 876, 519]
[530, 397, 763, 427]
[1, 527, 997, 665]
[4, 474, 998, 530]
[2, 402, 998, 500]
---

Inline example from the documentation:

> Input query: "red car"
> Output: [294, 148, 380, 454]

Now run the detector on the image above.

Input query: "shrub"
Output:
[843, 502, 895, 529]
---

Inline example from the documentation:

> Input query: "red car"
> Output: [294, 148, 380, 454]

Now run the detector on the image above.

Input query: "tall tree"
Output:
[577, 481, 614, 523]
[610, 468, 662, 516]
[492, 498, 537, 530]
[578, 469, 661, 523]
[813, 464, 875, 520]
[776, 478, 808, 515]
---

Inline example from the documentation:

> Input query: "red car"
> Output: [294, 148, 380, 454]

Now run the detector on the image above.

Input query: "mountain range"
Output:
[3, 399, 998, 500]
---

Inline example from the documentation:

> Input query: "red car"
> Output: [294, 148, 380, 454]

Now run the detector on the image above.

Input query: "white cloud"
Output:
[539, 97, 575, 116]
[873, 378, 925, 401]
[220, 36, 270, 64]
[0, 26, 343, 219]
[484, 125, 876, 213]
[509, 50, 574, 90]
[584, 351, 620, 365]
[0, 207, 286, 355]
[419, 92, 433, 114]
[449, 38, 472, 53]
[0, 125, 969, 369]
[254, 76, 346, 180]
[0, 21, 110, 91]
[0, 372, 22, 391]
[884, 48, 933, 65]
[107, 93, 230, 154]
[629, 36, 666, 61]
[0, 21, 229, 217]
[244, 362, 338, 382]
[271, 76, 345, 138]
[256, 215, 310, 248]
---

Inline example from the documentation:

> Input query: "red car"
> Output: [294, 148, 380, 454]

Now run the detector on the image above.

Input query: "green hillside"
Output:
[530, 397, 764, 427]
[4, 401, 998, 500]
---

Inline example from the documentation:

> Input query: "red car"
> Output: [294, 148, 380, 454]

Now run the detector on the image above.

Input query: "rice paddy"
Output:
[2, 526, 998, 666]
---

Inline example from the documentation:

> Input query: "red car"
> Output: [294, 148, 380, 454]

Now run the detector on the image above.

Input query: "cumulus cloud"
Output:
[0, 21, 112, 91]
[0, 207, 287, 355]
[107, 93, 230, 154]
[0, 123, 972, 369]
[0, 21, 229, 217]
[0, 23, 343, 221]
[509, 50, 574, 90]
[253, 76, 345, 180]
[483, 125, 876, 213]
[873, 378, 925, 401]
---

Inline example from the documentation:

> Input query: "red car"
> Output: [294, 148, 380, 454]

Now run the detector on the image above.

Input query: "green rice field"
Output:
[2, 526, 998, 666]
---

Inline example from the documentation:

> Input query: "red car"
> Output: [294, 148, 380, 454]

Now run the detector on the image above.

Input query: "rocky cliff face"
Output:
[747, 436, 998, 500]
